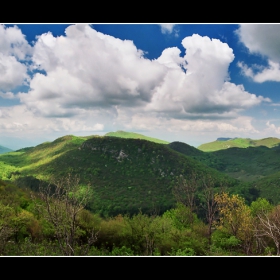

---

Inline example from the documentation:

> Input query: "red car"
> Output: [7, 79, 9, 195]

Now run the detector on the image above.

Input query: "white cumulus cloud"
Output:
[0, 24, 32, 60]
[20, 24, 167, 117]
[147, 34, 269, 119]
[15, 27, 270, 129]
[0, 25, 31, 92]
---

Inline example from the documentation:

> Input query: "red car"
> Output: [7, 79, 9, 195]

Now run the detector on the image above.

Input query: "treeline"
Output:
[0, 175, 279, 256]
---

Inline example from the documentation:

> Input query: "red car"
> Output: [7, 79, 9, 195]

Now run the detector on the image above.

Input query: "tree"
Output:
[163, 202, 197, 230]
[198, 176, 221, 246]
[0, 203, 15, 255]
[10, 209, 35, 244]
[254, 204, 280, 255]
[214, 192, 254, 255]
[173, 173, 224, 246]
[172, 173, 199, 223]
[122, 211, 174, 256]
[31, 173, 98, 256]
[162, 203, 208, 255]
[250, 198, 273, 217]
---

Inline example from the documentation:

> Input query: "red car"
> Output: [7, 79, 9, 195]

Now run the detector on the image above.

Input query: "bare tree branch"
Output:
[31, 173, 97, 256]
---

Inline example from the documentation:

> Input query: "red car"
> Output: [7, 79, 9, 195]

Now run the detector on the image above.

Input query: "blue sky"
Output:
[1, 23, 280, 150]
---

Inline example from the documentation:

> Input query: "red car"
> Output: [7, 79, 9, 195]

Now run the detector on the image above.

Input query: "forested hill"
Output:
[168, 140, 280, 204]
[0, 135, 252, 217]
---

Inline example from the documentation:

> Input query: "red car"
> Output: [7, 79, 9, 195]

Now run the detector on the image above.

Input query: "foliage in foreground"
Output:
[1, 177, 280, 256]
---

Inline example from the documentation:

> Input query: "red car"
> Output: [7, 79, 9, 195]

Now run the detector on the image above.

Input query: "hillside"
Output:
[105, 130, 169, 144]
[197, 137, 280, 152]
[167, 141, 225, 171]
[252, 171, 280, 205]
[168, 141, 280, 205]
[168, 141, 275, 180]
[210, 146, 280, 181]
[169, 141, 280, 180]
[0, 134, 253, 217]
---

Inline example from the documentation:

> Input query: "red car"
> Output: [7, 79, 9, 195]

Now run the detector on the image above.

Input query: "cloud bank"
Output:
[0, 24, 272, 148]
[20, 26, 268, 120]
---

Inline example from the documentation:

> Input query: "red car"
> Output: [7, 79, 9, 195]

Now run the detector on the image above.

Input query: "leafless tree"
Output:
[199, 176, 220, 245]
[173, 172, 228, 245]
[32, 173, 98, 256]
[173, 173, 198, 215]
[254, 205, 280, 255]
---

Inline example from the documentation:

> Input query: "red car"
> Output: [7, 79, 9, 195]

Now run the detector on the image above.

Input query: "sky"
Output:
[1, 23, 280, 150]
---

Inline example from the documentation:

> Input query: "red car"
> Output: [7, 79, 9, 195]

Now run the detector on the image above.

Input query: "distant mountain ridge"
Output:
[216, 137, 237, 141]
[197, 137, 280, 152]
[0, 145, 13, 154]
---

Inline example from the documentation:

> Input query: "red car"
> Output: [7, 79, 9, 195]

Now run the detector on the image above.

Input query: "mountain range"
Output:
[0, 131, 280, 216]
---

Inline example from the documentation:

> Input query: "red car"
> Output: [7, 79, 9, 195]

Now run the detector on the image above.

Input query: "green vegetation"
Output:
[168, 140, 280, 205]
[210, 146, 280, 181]
[0, 134, 254, 217]
[105, 130, 170, 144]
[0, 178, 279, 256]
[197, 137, 280, 152]
[1, 131, 280, 255]
[253, 171, 280, 205]
[168, 141, 225, 171]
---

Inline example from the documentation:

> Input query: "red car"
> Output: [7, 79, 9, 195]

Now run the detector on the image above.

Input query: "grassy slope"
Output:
[0, 135, 90, 180]
[197, 137, 280, 152]
[0, 135, 251, 217]
[105, 130, 170, 144]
